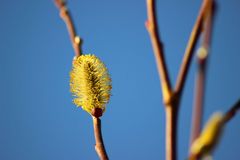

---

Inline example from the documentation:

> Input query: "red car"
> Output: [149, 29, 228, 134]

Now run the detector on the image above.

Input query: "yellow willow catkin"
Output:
[70, 54, 112, 115]
[190, 112, 224, 157]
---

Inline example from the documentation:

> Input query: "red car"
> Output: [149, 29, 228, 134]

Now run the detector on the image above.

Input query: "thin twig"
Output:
[223, 99, 240, 123]
[146, 1, 179, 160]
[165, 102, 179, 160]
[54, 0, 82, 57]
[145, 0, 172, 104]
[92, 116, 109, 160]
[189, 57, 207, 155]
[175, 0, 212, 97]
[190, 0, 214, 152]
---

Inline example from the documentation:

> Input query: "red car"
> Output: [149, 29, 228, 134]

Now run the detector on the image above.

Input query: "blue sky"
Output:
[0, 0, 239, 159]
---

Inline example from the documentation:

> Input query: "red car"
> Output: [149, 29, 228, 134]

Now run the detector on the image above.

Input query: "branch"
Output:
[189, 52, 207, 152]
[189, 0, 214, 152]
[175, 0, 212, 96]
[223, 99, 240, 123]
[145, 1, 183, 160]
[92, 117, 109, 160]
[165, 103, 179, 160]
[54, 0, 82, 57]
[145, 0, 172, 103]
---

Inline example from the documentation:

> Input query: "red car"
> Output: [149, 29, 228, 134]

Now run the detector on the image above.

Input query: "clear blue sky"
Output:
[0, 0, 239, 159]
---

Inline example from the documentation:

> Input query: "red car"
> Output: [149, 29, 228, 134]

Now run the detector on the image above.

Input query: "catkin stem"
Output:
[93, 117, 109, 160]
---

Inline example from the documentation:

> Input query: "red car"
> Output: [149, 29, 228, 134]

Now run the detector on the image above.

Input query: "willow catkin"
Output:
[70, 54, 112, 116]
[190, 112, 224, 157]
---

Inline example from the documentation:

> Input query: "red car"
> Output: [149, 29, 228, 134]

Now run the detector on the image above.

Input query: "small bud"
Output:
[74, 36, 81, 44]
[197, 47, 208, 60]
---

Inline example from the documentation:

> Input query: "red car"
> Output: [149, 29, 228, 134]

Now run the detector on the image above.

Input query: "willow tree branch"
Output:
[223, 99, 240, 123]
[175, 0, 212, 97]
[54, 0, 82, 57]
[145, 0, 172, 103]
[190, 0, 214, 151]
[92, 117, 109, 160]
[165, 101, 179, 160]
[189, 57, 207, 152]
[146, 1, 178, 160]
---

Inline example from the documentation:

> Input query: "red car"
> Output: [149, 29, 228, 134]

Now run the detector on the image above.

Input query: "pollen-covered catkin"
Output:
[190, 112, 224, 157]
[70, 54, 112, 116]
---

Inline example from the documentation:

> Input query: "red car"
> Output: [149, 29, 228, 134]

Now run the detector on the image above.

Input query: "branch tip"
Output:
[54, 0, 66, 9]
[54, 0, 82, 56]
[93, 117, 109, 160]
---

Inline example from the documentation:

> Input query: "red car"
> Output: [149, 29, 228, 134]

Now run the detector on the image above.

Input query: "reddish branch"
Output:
[93, 117, 109, 160]
[189, 56, 207, 149]
[223, 99, 240, 123]
[54, 0, 81, 57]
[190, 0, 214, 151]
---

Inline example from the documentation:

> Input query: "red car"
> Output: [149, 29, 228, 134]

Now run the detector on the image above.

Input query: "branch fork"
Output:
[146, 0, 214, 160]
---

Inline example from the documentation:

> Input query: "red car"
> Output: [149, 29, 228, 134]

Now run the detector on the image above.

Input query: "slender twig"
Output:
[190, 0, 214, 152]
[92, 116, 109, 160]
[145, 0, 172, 103]
[165, 102, 179, 160]
[54, 0, 82, 57]
[190, 60, 206, 145]
[175, 0, 212, 97]
[223, 99, 240, 123]
[189, 57, 207, 160]
[146, 1, 179, 160]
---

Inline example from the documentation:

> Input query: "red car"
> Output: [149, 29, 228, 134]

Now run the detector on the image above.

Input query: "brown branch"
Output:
[189, 57, 207, 152]
[189, 0, 214, 154]
[146, 1, 216, 160]
[146, 1, 177, 160]
[54, 0, 82, 57]
[175, 0, 212, 97]
[223, 99, 240, 123]
[145, 0, 172, 104]
[165, 102, 179, 160]
[92, 116, 109, 160]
